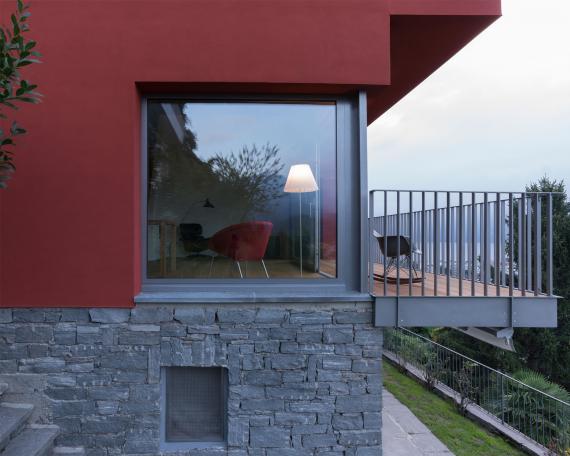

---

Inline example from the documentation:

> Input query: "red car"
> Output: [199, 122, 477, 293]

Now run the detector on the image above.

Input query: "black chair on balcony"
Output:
[373, 231, 423, 283]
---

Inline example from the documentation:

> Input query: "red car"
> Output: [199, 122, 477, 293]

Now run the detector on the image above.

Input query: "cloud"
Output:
[368, 0, 570, 193]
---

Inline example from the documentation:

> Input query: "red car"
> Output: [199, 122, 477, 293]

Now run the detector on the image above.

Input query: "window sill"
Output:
[134, 290, 373, 304]
[160, 442, 226, 453]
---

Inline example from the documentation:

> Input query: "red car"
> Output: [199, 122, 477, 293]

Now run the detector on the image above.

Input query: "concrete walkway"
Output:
[382, 389, 454, 455]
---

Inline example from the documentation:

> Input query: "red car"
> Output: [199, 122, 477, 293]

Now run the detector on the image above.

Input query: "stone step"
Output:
[1, 425, 59, 456]
[0, 403, 34, 452]
[0, 384, 7, 397]
[52, 447, 86, 456]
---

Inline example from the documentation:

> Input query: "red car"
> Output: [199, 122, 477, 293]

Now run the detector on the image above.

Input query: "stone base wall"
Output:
[0, 303, 382, 456]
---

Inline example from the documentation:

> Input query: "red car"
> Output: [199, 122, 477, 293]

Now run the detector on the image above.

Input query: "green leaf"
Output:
[24, 40, 36, 51]
[11, 14, 20, 35]
[2, 101, 18, 109]
[17, 0, 24, 13]
[17, 59, 34, 67]
[16, 96, 37, 103]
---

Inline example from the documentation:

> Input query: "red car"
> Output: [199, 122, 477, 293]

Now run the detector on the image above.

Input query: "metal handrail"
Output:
[369, 189, 558, 298]
[370, 189, 563, 195]
[384, 327, 570, 453]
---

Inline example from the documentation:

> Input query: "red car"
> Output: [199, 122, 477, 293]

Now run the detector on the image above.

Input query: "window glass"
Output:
[147, 101, 337, 279]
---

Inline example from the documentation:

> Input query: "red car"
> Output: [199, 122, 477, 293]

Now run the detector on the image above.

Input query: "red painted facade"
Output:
[0, 0, 500, 308]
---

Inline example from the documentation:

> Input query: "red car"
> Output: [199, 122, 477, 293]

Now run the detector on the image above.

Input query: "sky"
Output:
[367, 0, 570, 194]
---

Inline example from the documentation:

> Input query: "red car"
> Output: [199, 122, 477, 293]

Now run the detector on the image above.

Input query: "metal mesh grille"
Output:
[165, 367, 227, 442]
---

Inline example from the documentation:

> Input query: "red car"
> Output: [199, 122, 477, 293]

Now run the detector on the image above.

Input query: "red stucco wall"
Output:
[0, 0, 499, 307]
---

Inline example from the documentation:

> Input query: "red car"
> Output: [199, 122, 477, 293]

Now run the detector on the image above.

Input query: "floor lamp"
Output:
[284, 164, 318, 277]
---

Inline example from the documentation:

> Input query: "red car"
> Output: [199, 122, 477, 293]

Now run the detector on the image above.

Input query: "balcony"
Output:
[369, 190, 559, 328]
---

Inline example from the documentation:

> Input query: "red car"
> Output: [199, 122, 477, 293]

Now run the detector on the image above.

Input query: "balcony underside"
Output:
[374, 295, 557, 328]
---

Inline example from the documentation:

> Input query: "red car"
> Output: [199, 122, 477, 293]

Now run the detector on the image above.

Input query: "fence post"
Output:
[501, 373, 505, 424]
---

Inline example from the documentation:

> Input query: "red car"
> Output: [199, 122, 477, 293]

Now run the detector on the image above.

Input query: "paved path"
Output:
[382, 389, 454, 455]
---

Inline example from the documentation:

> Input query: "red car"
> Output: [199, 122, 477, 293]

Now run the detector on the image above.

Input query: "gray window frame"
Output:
[160, 366, 229, 451]
[138, 93, 369, 302]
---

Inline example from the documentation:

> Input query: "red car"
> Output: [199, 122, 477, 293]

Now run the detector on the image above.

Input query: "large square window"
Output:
[145, 100, 337, 280]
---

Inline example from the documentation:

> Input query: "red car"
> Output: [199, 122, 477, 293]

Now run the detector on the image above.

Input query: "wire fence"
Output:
[384, 328, 570, 454]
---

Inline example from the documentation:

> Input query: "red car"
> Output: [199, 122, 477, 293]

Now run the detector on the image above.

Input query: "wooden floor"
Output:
[372, 263, 526, 297]
[149, 256, 336, 279]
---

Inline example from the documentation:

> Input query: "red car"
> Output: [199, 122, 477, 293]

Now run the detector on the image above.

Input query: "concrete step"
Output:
[0, 403, 34, 452]
[1, 425, 59, 456]
[0, 384, 8, 397]
[52, 447, 86, 456]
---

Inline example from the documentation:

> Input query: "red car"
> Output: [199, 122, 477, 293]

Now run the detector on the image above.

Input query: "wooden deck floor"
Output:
[372, 263, 526, 297]
[149, 256, 337, 279]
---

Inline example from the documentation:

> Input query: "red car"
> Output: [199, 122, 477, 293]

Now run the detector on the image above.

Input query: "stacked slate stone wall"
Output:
[0, 303, 382, 456]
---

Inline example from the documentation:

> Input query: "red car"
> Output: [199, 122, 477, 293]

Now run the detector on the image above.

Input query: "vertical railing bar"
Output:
[542, 395, 545, 446]
[446, 191, 451, 296]
[471, 193, 476, 296]
[495, 193, 501, 296]
[534, 193, 541, 296]
[518, 382, 521, 435]
[421, 192, 426, 296]
[509, 193, 514, 297]
[459, 193, 464, 296]
[482, 192, 489, 296]
[451, 205, 456, 277]
[396, 191, 401, 296]
[520, 194, 526, 295]
[476, 203, 483, 283]
[547, 193, 553, 296]
[501, 199, 506, 286]
[533, 381, 537, 442]
[384, 191, 388, 295]
[369, 191, 375, 295]
[467, 201, 472, 281]
[434, 192, 439, 296]
[527, 197, 532, 291]
[409, 192, 413, 296]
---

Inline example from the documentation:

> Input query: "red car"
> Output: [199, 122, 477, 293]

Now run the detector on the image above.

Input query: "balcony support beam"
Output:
[374, 296, 558, 328]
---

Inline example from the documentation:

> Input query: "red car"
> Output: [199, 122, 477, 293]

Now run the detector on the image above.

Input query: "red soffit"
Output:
[367, 0, 501, 123]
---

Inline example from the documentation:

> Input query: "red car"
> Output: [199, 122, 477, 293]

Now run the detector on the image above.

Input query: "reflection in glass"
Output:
[146, 101, 337, 279]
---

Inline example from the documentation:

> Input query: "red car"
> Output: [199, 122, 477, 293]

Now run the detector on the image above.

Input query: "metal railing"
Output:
[384, 328, 570, 454]
[369, 190, 558, 297]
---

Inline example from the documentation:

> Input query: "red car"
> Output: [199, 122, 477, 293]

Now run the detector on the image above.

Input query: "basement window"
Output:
[162, 367, 228, 448]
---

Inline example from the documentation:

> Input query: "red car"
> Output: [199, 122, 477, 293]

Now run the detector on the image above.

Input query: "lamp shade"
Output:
[283, 164, 318, 193]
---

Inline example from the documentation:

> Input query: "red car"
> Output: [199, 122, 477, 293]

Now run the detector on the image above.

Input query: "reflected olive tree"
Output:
[207, 143, 284, 220]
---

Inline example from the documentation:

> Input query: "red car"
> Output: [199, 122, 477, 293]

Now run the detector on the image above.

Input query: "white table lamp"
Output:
[284, 164, 318, 277]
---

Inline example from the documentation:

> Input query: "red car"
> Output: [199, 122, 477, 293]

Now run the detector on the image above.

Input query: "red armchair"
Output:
[208, 221, 273, 278]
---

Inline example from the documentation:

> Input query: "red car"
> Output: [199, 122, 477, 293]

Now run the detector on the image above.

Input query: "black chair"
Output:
[180, 223, 209, 256]
[373, 231, 422, 280]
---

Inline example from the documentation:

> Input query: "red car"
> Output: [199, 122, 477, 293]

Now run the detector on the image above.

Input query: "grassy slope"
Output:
[383, 360, 526, 456]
